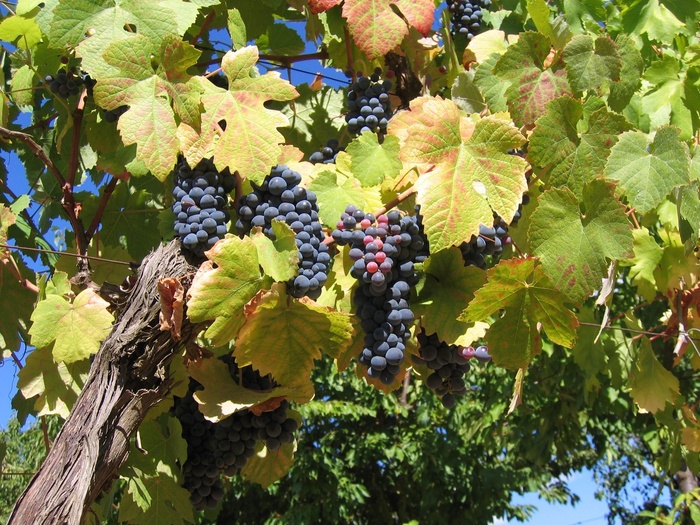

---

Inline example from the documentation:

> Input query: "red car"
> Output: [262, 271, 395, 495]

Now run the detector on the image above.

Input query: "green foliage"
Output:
[1, 0, 700, 523]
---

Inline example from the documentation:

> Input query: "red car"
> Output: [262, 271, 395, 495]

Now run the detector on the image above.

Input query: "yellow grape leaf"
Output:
[189, 357, 296, 421]
[16, 347, 89, 418]
[186, 235, 267, 346]
[29, 289, 114, 363]
[178, 46, 298, 185]
[234, 284, 356, 402]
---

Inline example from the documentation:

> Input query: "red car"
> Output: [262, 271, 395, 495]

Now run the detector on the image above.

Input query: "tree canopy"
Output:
[0, 0, 699, 524]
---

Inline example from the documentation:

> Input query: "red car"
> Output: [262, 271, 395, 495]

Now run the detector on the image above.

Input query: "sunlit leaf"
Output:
[235, 284, 356, 402]
[529, 180, 634, 304]
[186, 235, 267, 346]
[391, 97, 528, 252]
[29, 289, 114, 363]
[461, 258, 578, 369]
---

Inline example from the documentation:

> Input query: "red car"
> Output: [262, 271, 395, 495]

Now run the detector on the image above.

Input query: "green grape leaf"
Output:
[640, 56, 684, 132]
[562, 34, 621, 93]
[257, 23, 305, 56]
[235, 284, 356, 403]
[308, 169, 368, 228]
[0, 253, 35, 352]
[186, 235, 267, 346]
[274, 84, 346, 156]
[570, 307, 607, 393]
[679, 182, 700, 245]
[342, 0, 433, 59]
[11, 65, 36, 108]
[608, 35, 643, 112]
[561, 0, 605, 33]
[628, 339, 679, 414]
[620, 227, 664, 302]
[93, 35, 202, 180]
[451, 70, 487, 114]
[653, 228, 700, 294]
[493, 32, 572, 127]
[126, 416, 187, 477]
[227, 8, 247, 50]
[413, 247, 487, 346]
[51, 0, 196, 77]
[473, 53, 508, 114]
[528, 96, 631, 197]
[16, 347, 89, 418]
[346, 133, 402, 187]
[188, 357, 296, 421]
[29, 289, 114, 363]
[391, 97, 528, 252]
[178, 46, 298, 185]
[241, 415, 298, 488]
[526, 0, 555, 43]
[251, 222, 299, 283]
[604, 127, 691, 214]
[118, 471, 194, 525]
[0, 14, 42, 49]
[529, 180, 634, 304]
[619, 0, 686, 45]
[460, 258, 578, 369]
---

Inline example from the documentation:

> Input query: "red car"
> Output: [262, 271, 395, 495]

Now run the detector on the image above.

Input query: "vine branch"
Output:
[0, 243, 132, 266]
[86, 176, 118, 242]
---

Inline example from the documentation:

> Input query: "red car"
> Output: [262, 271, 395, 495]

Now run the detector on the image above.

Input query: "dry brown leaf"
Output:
[158, 277, 184, 341]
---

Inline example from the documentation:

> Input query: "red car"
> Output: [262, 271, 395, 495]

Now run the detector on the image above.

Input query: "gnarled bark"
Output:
[9, 240, 197, 525]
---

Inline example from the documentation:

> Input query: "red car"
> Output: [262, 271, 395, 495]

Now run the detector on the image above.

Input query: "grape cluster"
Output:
[174, 392, 234, 510]
[332, 207, 427, 384]
[174, 359, 299, 510]
[236, 165, 330, 299]
[309, 138, 342, 164]
[412, 331, 471, 408]
[345, 68, 393, 138]
[44, 68, 84, 98]
[460, 194, 530, 268]
[459, 218, 510, 269]
[448, 0, 491, 41]
[172, 158, 235, 257]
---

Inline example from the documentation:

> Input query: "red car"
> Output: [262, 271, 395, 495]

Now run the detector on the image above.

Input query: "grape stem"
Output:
[374, 186, 417, 217]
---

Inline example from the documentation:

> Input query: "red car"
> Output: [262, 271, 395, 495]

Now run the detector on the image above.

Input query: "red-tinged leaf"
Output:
[234, 283, 356, 403]
[94, 35, 202, 180]
[460, 258, 578, 369]
[178, 46, 298, 185]
[493, 32, 572, 127]
[391, 97, 528, 252]
[342, 0, 434, 59]
[308, 0, 342, 14]
[186, 235, 267, 346]
[529, 180, 634, 304]
[158, 277, 184, 342]
[528, 96, 632, 197]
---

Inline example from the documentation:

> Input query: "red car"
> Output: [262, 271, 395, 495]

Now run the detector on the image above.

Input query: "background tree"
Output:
[0, 0, 699, 524]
